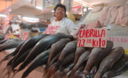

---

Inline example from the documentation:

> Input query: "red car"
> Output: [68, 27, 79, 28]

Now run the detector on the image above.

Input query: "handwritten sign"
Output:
[77, 28, 107, 48]
[44, 26, 59, 34]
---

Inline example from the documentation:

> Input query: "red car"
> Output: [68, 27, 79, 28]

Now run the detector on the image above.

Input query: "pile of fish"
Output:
[0, 39, 23, 52]
[0, 33, 128, 78]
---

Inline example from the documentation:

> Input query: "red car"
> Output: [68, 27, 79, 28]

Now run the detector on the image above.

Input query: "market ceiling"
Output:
[0, 0, 104, 11]
[0, 0, 33, 12]
[0, 0, 127, 14]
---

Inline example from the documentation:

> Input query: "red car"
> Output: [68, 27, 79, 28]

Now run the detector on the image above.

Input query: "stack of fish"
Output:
[0, 33, 127, 78]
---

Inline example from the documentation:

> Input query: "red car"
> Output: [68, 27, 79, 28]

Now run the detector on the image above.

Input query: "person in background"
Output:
[5, 20, 21, 38]
[43, 4, 77, 36]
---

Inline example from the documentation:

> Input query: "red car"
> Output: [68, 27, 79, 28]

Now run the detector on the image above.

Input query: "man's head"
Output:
[54, 4, 67, 21]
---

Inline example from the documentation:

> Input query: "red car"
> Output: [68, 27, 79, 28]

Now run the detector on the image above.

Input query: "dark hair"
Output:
[54, 4, 67, 17]
[54, 4, 66, 12]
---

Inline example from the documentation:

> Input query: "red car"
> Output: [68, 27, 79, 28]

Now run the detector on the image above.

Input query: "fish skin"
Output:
[94, 47, 124, 78]
[83, 41, 113, 75]
[47, 38, 71, 65]
[102, 54, 128, 78]
[18, 33, 74, 71]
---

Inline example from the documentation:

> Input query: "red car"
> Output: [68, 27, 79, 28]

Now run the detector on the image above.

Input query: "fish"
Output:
[45, 40, 77, 78]
[87, 66, 98, 78]
[18, 33, 74, 71]
[47, 38, 71, 65]
[43, 53, 60, 78]
[21, 49, 50, 78]
[50, 41, 77, 78]
[45, 62, 58, 78]
[48, 53, 60, 68]
[68, 70, 85, 78]
[83, 41, 113, 75]
[56, 41, 77, 68]
[0, 39, 23, 52]
[59, 52, 75, 71]
[94, 47, 124, 78]
[0, 39, 7, 44]
[10, 34, 48, 65]
[70, 50, 91, 76]
[0, 41, 25, 64]
[102, 54, 128, 78]
[9, 49, 31, 71]
[73, 47, 89, 67]
[51, 53, 75, 78]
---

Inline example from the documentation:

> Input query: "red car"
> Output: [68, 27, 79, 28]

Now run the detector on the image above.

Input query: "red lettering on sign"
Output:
[77, 27, 107, 48]
[44, 26, 59, 34]
[77, 39, 86, 47]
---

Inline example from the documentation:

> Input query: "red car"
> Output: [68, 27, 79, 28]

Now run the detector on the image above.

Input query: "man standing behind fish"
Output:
[43, 4, 78, 36]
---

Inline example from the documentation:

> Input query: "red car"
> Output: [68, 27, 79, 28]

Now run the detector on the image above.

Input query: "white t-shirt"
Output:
[44, 17, 78, 35]
[11, 24, 21, 35]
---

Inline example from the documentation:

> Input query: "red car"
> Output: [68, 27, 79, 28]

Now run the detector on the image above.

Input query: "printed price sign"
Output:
[77, 28, 107, 48]
[44, 26, 59, 34]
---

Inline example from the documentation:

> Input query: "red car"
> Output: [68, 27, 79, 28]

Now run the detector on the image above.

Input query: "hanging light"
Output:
[22, 16, 39, 22]
[36, 6, 43, 10]
[0, 14, 7, 18]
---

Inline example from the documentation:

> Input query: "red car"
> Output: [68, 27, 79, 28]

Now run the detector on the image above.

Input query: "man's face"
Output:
[54, 7, 65, 21]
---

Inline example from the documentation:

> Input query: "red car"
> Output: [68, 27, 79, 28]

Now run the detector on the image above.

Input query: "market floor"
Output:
[0, 51, 43, 78]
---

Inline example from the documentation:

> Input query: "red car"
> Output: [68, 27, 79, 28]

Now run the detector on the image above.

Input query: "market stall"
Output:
[0, 0, 128, 78]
